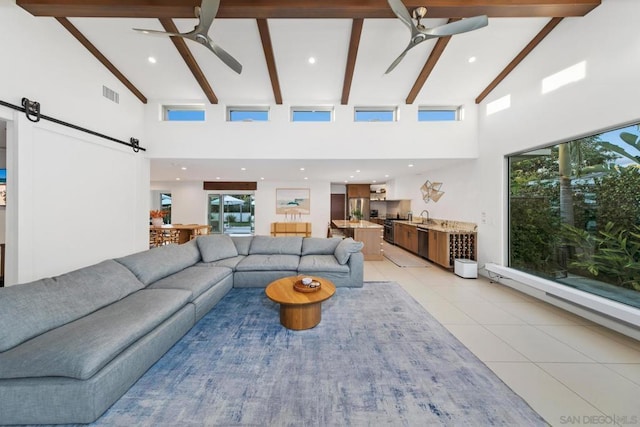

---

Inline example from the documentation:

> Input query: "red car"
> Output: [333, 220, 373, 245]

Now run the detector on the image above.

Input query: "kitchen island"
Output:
[331, 220, 383, 261]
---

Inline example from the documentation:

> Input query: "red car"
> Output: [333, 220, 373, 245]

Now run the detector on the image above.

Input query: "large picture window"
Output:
[508, 123, 640, 308]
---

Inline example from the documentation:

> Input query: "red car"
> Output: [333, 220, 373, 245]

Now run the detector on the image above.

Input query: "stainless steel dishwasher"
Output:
[418, 227, 429, 259]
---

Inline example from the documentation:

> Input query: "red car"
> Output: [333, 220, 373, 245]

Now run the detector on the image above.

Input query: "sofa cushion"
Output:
[249, 236, 302, 255]
[301, 237, 342, 255]
[115, 240, 201, 285]
[334, 238, 364, 265]
[233, 271, 298, 288]
[148, 266, 232, 301]
[0, 289, 191, 380]
[196, 234, 238, 262]
[196, 255, 246, 269]
[298, 255, 350, 273]
[0, 260, 144, 352]
[235, 254, 300, 271]
[231, 236, 253, 255]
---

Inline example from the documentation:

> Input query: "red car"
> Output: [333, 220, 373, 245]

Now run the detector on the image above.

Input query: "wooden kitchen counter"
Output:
[331, 220, 383, 260]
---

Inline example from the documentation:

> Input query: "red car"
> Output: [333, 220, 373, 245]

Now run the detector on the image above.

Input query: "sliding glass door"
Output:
[208, 194, 254, 235]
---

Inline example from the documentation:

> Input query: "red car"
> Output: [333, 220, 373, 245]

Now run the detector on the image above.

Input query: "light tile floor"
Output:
[364, 255, 640, 427]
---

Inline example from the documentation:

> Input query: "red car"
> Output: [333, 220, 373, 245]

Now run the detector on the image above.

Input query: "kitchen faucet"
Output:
[420, 209, 430, 224]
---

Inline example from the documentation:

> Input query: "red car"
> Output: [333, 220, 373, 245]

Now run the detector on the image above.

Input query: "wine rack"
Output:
[448, 232, 476, 266]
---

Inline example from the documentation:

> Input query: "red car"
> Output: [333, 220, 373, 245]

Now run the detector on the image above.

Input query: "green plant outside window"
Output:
[508, 124, 640, 308]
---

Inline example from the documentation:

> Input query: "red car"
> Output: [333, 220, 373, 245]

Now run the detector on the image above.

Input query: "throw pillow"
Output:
[301, 237, 342, 255]
[334, 238, 364, 265]
[197, 234, 239, 262]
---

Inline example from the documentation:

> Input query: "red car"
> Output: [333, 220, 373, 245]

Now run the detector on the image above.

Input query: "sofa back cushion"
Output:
[301, 237, 342, 255]
[232, 236, 253, 255]
[249, 236, 303, 255]
[0, 260, 144, 352]
[115, 240, 201, 285]
[197, 234, 238, 262]
[334, 238, 365, 265]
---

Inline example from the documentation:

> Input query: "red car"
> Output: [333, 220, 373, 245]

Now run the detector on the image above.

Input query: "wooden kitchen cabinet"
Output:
[347, 184, 370, 198]
[428, 230, 450, 268]
[428, 230, 477, 269]
[394, 222, 418, 254]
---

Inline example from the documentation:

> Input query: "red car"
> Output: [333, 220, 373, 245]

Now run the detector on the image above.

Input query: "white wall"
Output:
[144, 103, 479, 161]
[255, 180, 331, 237]
[151, 179, 331, 237]
[389, 159, 480, 222]
[469, 0, 640, 267]
[0, 3, 148, 284]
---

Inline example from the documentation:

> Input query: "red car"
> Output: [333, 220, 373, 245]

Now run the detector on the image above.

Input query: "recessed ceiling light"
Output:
[350, 175, 354, 179]
[308, 57, 316, 64]
[148, 56, 157, 64]
[372, 180, 377, 183]
[175, 177, 180, 181]
[304, 177, 308, 180]
[344, 180, 348, 183]
[241, 167, 246, 171]
[216, 177, 221, 180]
[468, 56, 477, 63]
[356, 169, 361, 173]
[181, 166, 187, 170]
[300, 167, 305, 171]
[260, 177, 265, 180]
[385, 174, 389, 178]
[408, 164, 414, 168]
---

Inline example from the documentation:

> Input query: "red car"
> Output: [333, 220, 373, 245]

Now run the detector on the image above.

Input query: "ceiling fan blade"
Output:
[133, 28, 182, 37]
[387, 0, 415, 31]
[193, 0, 220, 34]
[425, 15, 488, 37]
[384, 43, 415, 74]
[201, 38, 243, 74]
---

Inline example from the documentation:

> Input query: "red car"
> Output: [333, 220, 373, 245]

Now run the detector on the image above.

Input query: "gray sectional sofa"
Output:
[0, 235, 364, 425]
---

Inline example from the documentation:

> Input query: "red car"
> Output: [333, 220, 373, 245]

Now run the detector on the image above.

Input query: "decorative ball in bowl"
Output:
[301, 277, 313, 286]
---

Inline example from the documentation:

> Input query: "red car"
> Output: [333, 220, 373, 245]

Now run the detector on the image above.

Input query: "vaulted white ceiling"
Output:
[13, 0, 601, 182]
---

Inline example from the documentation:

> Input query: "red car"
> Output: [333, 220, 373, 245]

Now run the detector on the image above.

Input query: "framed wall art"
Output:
[276, 188, 310, 217]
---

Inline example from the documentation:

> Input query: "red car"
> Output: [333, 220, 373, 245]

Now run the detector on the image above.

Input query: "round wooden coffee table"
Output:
[265, 276, 336, 330]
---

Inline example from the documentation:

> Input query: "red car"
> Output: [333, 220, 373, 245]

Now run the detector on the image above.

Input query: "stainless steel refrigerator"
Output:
[348, 198, 370, 220]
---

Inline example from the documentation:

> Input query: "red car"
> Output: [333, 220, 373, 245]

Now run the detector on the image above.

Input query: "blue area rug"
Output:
[90, 282, 545, 426]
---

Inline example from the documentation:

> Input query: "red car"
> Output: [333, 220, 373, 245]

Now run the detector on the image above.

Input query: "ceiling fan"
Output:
[385, 0, 488, 74]
[133, 0, 242, 74]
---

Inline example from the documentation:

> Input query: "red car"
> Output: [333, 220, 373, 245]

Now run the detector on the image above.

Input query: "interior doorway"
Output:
[330, 193, 346, 221]
[208, 193, 254, 235]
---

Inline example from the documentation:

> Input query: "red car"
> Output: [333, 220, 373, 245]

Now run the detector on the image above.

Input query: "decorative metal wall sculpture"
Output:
[421, 180, 444, 203]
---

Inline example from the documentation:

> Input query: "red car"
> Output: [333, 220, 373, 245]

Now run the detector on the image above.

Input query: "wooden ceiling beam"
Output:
[405, 19, 456, 105]
[257, 19, 283, 105]
[475, 17, 563, 104]
[159, 18, 218, 104]
[55, 17, 147, 104]
[341, 18, 363, 105]
[17, 0, 600, 19]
